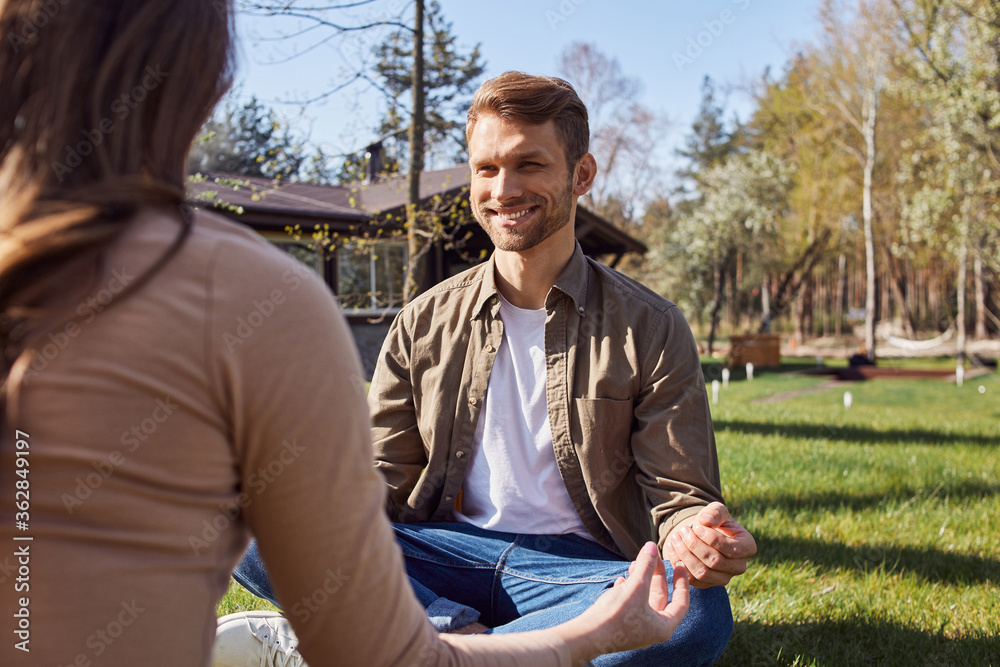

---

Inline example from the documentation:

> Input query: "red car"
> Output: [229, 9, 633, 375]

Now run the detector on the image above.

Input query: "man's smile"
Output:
[487, 205, 540, 226]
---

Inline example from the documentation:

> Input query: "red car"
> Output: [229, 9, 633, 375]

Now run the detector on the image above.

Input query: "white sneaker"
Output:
[213, 611, 307, 667]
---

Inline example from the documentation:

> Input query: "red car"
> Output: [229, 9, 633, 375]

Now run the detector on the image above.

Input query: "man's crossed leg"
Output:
[233, 522, 732, 667]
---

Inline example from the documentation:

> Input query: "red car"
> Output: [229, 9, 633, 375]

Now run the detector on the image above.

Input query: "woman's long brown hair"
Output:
[0, 0, 236, 403]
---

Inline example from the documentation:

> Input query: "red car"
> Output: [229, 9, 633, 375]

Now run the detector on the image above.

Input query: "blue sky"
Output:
[235, 1, 823, 176]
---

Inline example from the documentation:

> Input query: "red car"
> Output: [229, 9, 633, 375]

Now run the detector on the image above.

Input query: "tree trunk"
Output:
[974, 242, 987, 340]
[404, 0, 426, 304]
[835, 252, 846, 338]
[957, 234, 968, 365]
[725, 265, 735, 335]
[885, 248, 916, 338]
[881, 264, 891, 333]
[734, 252, 743, 332]
[794, 290, 805, 345]
[821, 270, 830, 338]
[707, 252, 731, 357]
[861, 82, 878, 362]
[988, 266, 1000, 333]
[906, 261, 918, 329]
[926, 261, 947, 330]
[804, 277, 814, 340]
[761, 275, 772, 333]
[758, 228, 832, 333]
[955, 243, 969, 363]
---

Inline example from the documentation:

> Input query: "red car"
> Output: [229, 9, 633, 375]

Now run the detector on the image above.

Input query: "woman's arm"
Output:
[212, 234, 688, 666]
[441, 543, 690, 667]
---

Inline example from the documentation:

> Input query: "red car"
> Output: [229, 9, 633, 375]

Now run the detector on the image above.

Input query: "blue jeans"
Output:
[233, 522, 732, 667]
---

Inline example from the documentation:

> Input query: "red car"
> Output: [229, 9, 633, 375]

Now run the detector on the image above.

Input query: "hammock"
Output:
[885, 325, 955, 351]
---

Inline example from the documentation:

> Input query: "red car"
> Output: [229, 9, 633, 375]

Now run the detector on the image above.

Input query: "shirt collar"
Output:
[550, 241, 590, 315]
[472, 240, 590, 319]
[472, 252, 501, 319]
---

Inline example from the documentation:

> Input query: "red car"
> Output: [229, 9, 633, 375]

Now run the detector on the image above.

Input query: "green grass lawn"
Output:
[219, 365, 999, 665]
[713, 366, 999, 666]
[217, 579, 278, 616]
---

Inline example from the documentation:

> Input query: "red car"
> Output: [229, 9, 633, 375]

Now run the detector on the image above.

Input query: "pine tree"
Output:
[675, 77, 740, 192]
[188, 94, 307, 180]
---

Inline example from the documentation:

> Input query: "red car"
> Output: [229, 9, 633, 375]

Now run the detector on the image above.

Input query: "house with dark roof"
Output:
[187, 166, 647, 375]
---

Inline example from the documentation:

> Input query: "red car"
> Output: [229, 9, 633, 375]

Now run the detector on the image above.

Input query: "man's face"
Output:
[468, 114, 577, 253]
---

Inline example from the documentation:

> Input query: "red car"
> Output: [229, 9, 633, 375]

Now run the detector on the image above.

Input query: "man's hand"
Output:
[663, 502, 756, 589]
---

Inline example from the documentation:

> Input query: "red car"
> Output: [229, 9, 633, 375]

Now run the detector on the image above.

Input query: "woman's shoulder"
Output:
[112, 206, 336, 340]
[189, 207, 292, 262]
[129, 206, 320, 291]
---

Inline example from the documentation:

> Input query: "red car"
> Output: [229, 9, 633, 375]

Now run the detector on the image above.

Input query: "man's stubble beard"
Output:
[475, 180, 575, 253]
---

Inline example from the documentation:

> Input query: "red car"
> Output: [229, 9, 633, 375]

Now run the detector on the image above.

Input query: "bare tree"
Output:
[404, 0, 426, 303]
[893, 0, 1000, 349]
[808, 0, 896, 362]
[236, 0, 484, 303]
[556, 43, 669, 224]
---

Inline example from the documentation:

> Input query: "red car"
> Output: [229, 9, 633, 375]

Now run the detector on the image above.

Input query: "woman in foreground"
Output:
[0, 1, 688, 665]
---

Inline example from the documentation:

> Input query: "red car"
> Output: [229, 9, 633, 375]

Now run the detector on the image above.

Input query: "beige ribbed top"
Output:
[0, 208, 570, 666]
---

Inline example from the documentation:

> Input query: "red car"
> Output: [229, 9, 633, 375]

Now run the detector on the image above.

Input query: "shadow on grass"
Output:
[715, 419, 999, 447]
[731, 479, 1000, 516]
[752, 534, 1000, 586]
[718, 618, 999, 667]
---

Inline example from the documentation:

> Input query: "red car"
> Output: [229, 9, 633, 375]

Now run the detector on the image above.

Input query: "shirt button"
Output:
[469, 397, 478, 406]
[578, 307, 586, 316]
[455, 450, 465, 459]
[485, 344, 495, 353]
[444, 495, 453, 502]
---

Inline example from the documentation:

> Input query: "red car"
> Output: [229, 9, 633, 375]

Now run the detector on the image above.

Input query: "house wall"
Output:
[347, 318, 394, 379]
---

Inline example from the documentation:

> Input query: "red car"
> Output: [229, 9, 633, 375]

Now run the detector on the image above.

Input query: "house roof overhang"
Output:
[186, 169, 647, 261]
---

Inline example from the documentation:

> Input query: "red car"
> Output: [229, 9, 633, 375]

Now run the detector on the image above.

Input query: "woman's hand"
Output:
[551, 541, 690, 665]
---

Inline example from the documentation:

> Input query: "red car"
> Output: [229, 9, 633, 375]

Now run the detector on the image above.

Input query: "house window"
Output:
[337, 241, 407, 312]
[262, 234, 324, 276]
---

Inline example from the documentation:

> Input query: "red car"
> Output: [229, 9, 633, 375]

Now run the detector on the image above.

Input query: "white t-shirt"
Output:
[454, 293, 592, 539]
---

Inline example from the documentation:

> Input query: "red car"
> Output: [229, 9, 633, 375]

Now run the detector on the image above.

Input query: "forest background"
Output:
[190, 0, 1000, 361]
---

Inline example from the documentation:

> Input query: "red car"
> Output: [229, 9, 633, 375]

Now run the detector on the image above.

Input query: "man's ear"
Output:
[573, 153, 598, 196]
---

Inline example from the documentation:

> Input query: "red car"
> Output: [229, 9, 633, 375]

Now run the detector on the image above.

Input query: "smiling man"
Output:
[233, 72, 754, 666]
[360, 72, 757, 666]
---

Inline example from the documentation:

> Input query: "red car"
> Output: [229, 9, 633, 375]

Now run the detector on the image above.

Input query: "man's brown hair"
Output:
[466, 71, 590, 169]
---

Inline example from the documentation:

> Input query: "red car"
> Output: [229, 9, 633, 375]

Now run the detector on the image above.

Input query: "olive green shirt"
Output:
[369, 242, 724, 560]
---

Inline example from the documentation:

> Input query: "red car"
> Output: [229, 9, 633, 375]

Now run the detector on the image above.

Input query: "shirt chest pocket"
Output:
[571, 397, 635, 477]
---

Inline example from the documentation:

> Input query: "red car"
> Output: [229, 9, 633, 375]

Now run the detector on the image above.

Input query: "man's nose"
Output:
[492, 168, 524, 202]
